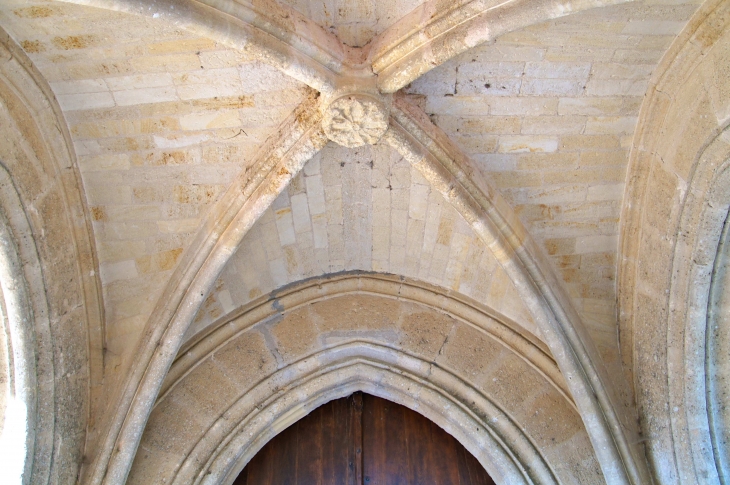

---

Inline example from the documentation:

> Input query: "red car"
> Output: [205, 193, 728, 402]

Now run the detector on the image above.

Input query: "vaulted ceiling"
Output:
[1, 0, 728, 484]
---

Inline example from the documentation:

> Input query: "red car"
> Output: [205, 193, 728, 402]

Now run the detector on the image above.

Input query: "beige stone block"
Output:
[105, 314, 146, 348]
[521, 116, 586, 135]
[274, 207, 296, 246]
[406, 65, 456, 97]
[542, 166, 624, 184]
[57, 92, 115, 111]
[405, 218, 426, 255]
[290, 193, 312, 234]
[63, 58, 134, 80]
[153, 132, 211, 149]
[524, 61, 591, 79]
[511, 184, 587, 204]
[544, 237, 576, 256]
[473, 154, 517, 172]
[585, 79, 648, 96]
[435, 115, 521, 135]
[579, 150, 627, 166]
[308, 213, 326, 250]
[591, 63, 655, 80]
[101, 204, 161, 221]
[132, 186, 167, 204]
[267, 258, 287, 286]
[457, 77, 522, 97]
[130, 54, 202, 73]
[545, 45, 615, 63]
[622, 20, 685, 35]
[86, 184, 132, 205]
[586, 183, 624, 201]
[498, 28, 570, 47]
[305, 175, 326, 215]
[575, 235, 618, 254]
[143, 149, 199, 167]
[100, 259, 138, 284]
[147, 38, 217, 55]
[424, 96, 491, 116]
[521, 79, 584, 96]
[179, 110, 241, 131]
[498, 135, 558, 153]
[372, 225, 390, 261]
[560, 134, 621, 151]
[451, 134, 499, 153]
[136, 248, 183, 274]
[239, 62, 299, 93]
[585, 116, 637, 135]
[51, 78, 108, 95]
[612, 49, 665, 64]
[408, 184, 429, 221]
[489, 97, 558, 116]
[78, 153, 130, 171]
[492, 171, 543, 188]
[558, 97, 641, 116]
[390, 209, 408, 247]
[516, 152, 579, 170]
[113, 86, 178, 106]
[105, 73, 173, 91]
[157, 219, 199, 234]
[636, 33, 678, 49]
[102, 221, 158, 240]
[98, 240, 147, 263]
[172, 184, 222, 204]
[198, 50, 256, 69]
[173, 68, 242, 100]
[471, 44, 545, 62]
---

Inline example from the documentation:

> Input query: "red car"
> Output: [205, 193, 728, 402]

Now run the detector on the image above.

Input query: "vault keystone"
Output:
[322, 94, 389, 148]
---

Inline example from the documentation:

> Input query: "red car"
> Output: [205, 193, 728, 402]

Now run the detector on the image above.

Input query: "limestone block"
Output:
[522, 78, 583, 96]
[498, 135, 559, 153]
[57, 91, 114, 111]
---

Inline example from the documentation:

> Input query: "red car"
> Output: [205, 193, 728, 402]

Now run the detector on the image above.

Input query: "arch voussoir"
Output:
[130, 273, 594, 485]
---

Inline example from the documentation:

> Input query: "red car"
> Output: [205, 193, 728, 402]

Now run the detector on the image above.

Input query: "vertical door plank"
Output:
[350, 392, 364, 485]
[269, 418, 298, 485]
[296, 403, 324, 484]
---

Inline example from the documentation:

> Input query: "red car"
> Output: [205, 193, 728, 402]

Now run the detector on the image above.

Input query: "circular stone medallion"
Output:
[322, 94, 389, 148]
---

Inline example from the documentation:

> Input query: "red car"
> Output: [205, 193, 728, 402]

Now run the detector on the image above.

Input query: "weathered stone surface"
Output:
[322, 94, 389, 147]
[0, 0, 727, 484]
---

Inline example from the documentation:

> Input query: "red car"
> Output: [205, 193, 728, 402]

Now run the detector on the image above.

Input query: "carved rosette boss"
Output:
[322, 94, 389, 148]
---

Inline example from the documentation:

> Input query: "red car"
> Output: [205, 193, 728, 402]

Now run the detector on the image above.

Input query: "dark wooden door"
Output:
[234, 392, 496, 485]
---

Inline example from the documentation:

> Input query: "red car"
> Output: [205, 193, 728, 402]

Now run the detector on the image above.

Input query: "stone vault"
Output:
[0, 0, 728, 484]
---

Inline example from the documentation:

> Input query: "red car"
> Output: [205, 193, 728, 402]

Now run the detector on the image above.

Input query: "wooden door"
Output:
[234, 392, 496, 485]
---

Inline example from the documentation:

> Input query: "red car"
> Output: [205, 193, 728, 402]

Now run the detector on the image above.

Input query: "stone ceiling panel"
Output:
[187, 143, 539, 346]
[404, 0, 702, 366]
[0, 0, 311, 381]
[277, 0, 434, 47]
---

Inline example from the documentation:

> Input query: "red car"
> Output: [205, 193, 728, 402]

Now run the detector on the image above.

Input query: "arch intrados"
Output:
[0, 163, 53, 485]
[665, 125, 730, 484]
[161, 344, 557, 485]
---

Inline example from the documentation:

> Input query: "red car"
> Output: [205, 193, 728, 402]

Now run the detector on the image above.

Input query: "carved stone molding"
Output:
[322, 94, 389, 148]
